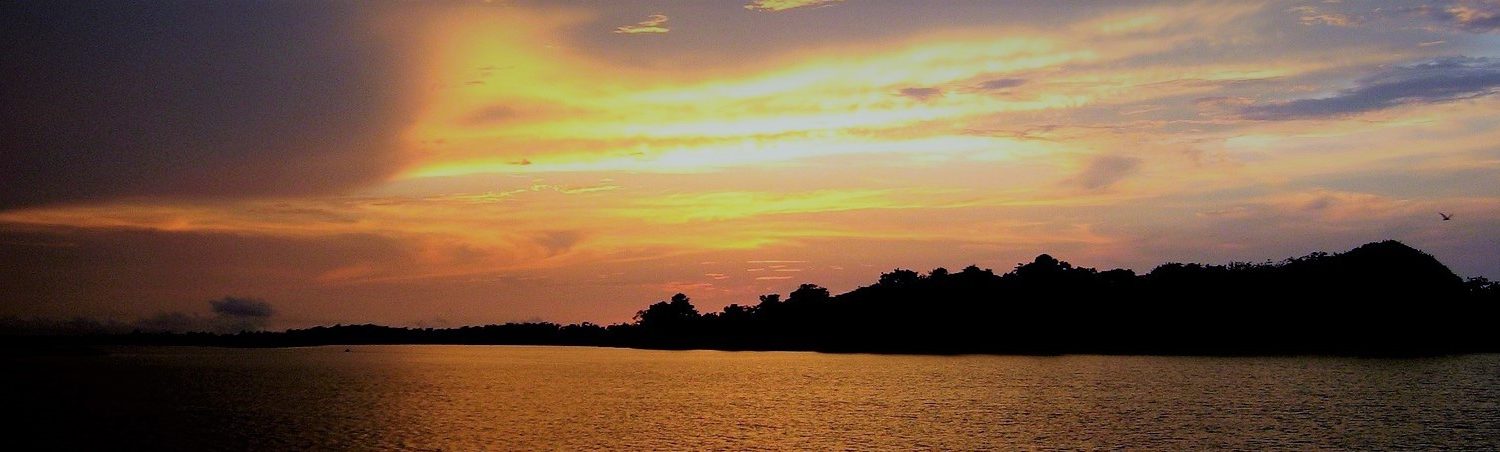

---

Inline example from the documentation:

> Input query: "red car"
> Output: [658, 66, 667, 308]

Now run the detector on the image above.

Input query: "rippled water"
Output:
[7, 346, 1499, 450]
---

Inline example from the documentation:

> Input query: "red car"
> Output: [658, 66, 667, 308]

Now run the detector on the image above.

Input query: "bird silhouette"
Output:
[1439, 212, 1452, 221]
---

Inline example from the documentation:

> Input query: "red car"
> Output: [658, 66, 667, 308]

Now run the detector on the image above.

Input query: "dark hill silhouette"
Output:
[7, 240, 1497, 356]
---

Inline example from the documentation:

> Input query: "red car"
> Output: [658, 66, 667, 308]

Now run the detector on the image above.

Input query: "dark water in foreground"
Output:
[5, 346, 1499, 450]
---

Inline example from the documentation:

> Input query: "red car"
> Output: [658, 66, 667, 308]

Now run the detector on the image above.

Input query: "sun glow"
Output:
[399, 11, 1117, 180]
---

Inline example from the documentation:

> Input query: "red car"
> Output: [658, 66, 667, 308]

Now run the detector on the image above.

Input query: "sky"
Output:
[3, 0, 1499, 330]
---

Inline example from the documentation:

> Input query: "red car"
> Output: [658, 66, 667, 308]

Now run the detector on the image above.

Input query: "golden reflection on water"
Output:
[7, 346, 1500, 449]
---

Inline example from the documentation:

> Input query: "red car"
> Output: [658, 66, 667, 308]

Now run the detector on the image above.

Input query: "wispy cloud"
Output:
[614, 14, 669, 34]
[1073, 155, 1142, 191]
[1241, 57, 1500, 120]
[897, 87, 942, 101]
[978, 78, 1027, 90]
[618, 189, 933, 223]
[744, 0, 843, 12]
[1287, 5, 1359, 27]
[1403, 1, 1500, 33]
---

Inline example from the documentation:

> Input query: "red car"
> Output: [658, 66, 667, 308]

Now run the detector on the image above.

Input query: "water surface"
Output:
[7, 346, 1498, 450]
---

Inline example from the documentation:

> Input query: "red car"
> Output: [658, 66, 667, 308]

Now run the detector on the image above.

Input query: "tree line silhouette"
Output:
[10, 240, 1499, 355]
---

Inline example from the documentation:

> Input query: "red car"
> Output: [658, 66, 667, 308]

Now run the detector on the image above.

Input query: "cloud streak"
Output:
[1240, 57, 1500, 120]
[614, 14, 669, 34]
[744, 0, 843, 12]
[1074, 155, 1142, 190]
[978, 78, 1027, 90]
[1404, 1, 1500, 33]
[897, 87, 943, 101]
[1288, 5, 1360, 27]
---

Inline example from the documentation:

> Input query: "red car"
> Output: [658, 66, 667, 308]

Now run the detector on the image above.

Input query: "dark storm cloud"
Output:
[211, 297, 274, 319]
[133, 297, 276, 333]
[1, 297, 277, 335]
[0, 2, 419, 210]
[204, 296, 276, 333]
[1240, 57, 1500, 120]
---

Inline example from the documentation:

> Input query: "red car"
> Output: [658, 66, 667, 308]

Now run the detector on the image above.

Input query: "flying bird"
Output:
[1439, 212, 1452, 221]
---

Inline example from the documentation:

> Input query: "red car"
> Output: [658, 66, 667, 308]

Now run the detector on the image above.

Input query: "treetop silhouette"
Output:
[11, 240, 1496, 356]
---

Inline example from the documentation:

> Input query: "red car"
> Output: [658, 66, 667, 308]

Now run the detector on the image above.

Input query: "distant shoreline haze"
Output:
[7, 240, 1499, 356]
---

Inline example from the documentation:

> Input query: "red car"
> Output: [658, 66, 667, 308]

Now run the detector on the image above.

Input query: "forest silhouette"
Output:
[11, 240, 1500, 356]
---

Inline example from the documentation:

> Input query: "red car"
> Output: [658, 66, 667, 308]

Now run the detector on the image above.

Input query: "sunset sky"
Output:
[3, 0, 1499, 330]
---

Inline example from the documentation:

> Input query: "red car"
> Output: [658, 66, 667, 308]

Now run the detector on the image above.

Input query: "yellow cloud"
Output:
[614, 14, 669, 34]
[617, 189, 935, 223]
[399, 1, 1398, 185]
[1076, 2, 1265, 36]
[406, 24, 1097, 178]
[744, 0, 843, 12]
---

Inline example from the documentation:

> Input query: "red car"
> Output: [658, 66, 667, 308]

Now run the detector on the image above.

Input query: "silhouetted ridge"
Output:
[1334, 240, 1465, 295]
[8, 240, 1496, 356]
